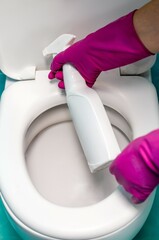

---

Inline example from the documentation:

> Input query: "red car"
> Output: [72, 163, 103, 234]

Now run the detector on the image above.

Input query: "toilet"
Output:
[0, 0, 159, 240]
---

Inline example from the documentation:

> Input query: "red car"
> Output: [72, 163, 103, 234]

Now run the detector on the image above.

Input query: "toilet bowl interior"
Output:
[25, 104, 132, 208]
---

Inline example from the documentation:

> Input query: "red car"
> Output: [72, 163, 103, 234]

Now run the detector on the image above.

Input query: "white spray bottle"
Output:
[43, 34, 120, 173]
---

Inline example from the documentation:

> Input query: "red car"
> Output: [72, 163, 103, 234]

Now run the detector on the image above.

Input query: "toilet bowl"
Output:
[0, 0, 159, 240]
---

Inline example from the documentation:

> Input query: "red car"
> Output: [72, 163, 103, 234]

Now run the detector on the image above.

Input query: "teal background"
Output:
[0, 71, 6, 97]
[0, 56, 159, 239]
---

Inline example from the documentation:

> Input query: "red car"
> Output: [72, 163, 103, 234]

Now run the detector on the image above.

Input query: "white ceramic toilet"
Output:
[0, 1, 159, 240]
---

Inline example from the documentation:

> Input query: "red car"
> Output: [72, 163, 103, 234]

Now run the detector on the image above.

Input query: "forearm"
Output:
[133, 0, 159, 54]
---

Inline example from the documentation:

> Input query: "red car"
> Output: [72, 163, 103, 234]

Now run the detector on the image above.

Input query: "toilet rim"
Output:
[0, 71, 156, 239]
[0, 150, 149, 240]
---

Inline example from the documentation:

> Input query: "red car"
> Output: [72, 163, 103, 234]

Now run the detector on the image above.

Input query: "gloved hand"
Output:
[110, 129, 159, 204]
[48, 10, 152, 89]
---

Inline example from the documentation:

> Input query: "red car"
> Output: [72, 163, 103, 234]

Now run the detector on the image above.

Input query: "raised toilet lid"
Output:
[0, 71, 157, 239]
[0, 0, 149, 80]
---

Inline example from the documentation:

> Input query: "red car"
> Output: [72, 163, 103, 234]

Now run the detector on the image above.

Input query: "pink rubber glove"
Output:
[110, 129, 159, 204]
[48, 10, 152, 89]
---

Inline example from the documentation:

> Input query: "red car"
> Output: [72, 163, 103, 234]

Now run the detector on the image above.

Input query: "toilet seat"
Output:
[0, 70, 158, 239]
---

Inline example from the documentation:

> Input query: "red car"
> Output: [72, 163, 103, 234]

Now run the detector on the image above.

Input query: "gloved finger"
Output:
[123, 183, 151, 203]
[50, 52, 65, 73]
[130, 190, 149, 203]
[86, 81, 94, 88]
[55, 71, 94, 88]
[131, 196, 143, 204]
[48, 71, 55, 79]
[84, 71, 100, 88]
[109, 163, 150, 203]
[109, 161, 121, 180]
[58, 81, 65, 89]
[55, 71, 64, 81]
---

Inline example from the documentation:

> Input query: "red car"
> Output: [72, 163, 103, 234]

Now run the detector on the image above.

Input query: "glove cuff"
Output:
[85, 10, 154, 71]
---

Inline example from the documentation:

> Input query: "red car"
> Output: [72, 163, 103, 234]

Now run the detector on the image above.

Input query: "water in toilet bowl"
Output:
[25, 104, 131, 208]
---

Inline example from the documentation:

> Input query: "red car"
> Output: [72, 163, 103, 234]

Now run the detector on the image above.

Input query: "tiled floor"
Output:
[0, 56, 159, 240]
